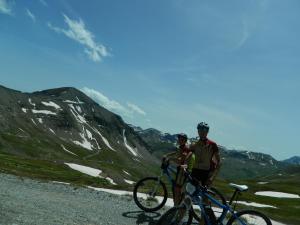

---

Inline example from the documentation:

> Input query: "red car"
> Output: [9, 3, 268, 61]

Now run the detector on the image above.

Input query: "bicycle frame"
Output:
[179, 167, 249, 225]
[161, 164, 177, 189]
[190, 186, 248, 225]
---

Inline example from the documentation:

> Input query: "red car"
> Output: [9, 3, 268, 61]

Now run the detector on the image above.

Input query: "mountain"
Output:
[0, 85, 158, 187]
[129, 125, 178, 157]
[1, 85, 298, 225]
[134, 125, 297, 180]
[283, 156, 300, 165]
[217, 146, 284, 180]
[1, 84, 299, 183]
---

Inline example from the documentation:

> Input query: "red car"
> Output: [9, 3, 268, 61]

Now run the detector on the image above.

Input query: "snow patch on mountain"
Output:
[31, 119, 37, 126]
[85, 128, 101, 149]
[42, 101, 62, 110]
[86, 129, 93, 139]
[87, 186, 175, 208]
[68, 103, 114, 151]
[63, 100, 79, 104]
[236, 201, 277, 208]
[19, 128, 25, 133]
[65, 163, 101, 177]
[124, 179, 135, 185]
[63, 97, 84, 104]
[123, 170, 131, 176]
[73, 130, 94, 151]
[65, 163, 117, 185]
[69, 104, 86, 123]
[257, 182, 268, 185]
[61, 145, 78, 156]
[123, 129, 138, 157]
[255, 191, 300, 198]
[75, 105, 82, 113]
[28, 98, 36, 108]
[90, 126, 115, 151]
[76, 96, 84, 104]
[49, 128, 56, 134]
[32, 109, 57, 115]
[105, 177, 117, 185]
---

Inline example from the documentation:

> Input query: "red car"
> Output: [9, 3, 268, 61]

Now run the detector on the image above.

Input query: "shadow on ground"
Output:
[122, 210, 161, 225]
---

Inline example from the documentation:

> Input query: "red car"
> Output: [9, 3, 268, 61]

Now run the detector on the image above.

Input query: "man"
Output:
[163, 133, 195, 205]
[190, 122, 221, 187]
[189, 122, 221, 225]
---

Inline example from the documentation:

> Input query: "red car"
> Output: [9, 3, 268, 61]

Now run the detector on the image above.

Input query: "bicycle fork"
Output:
[150, 173, 163, 197]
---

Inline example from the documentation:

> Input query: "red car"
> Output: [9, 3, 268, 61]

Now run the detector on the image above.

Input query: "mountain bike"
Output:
[157, 169, 272, 225]
[133, 161, 226, 223]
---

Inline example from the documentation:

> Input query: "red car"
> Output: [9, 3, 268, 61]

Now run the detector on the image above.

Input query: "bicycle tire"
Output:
[133, 177, 168, 212]
[227, 209, 272, 225]
[187, 187, 227, 225]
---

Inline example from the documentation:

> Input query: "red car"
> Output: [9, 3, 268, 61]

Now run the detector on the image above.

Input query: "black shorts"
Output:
[191, 168, 210, 185]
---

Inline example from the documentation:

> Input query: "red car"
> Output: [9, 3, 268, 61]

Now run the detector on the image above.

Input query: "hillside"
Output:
[1, 84, 298, 184]
[0, 85, 159, 188]
[1, 85, 300, 224]
[283, 156, 300, 165]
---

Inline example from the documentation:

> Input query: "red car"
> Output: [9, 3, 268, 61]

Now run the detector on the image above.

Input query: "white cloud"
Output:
[39, 0, 48, 7]
[236, 19, 250, 48]
[48, 14, 110, 62]
[26, 8, 36, 22]
[127, 102, 146, 116]
[0, 0, 13, 15]
[81, 87, 129, 116]
[81, 87, 146, 120]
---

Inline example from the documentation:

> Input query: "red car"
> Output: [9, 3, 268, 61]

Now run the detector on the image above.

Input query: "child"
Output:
[163, 133, 195, 205]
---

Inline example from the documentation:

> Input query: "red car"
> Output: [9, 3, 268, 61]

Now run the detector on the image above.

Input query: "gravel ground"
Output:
[0, 173, 165, 225]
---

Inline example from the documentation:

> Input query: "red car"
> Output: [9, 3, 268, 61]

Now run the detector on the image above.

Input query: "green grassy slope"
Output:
[1, 150, 299, 224]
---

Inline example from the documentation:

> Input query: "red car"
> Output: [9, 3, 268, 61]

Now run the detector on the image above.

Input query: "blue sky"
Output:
[1, 0, 299, 160]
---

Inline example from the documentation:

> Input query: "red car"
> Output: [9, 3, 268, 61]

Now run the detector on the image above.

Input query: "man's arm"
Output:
[207, 145, 221, 186]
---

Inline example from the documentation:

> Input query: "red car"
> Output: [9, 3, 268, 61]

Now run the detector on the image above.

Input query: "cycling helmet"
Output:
[197, 122, 209, 131]
[177, 133, 188, 140]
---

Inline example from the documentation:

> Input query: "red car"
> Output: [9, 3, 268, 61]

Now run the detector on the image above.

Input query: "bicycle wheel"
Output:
[188, 187, 227, 224]
[157, 206, 191, 225]
[133, 177, 168, 212]
[227, 210, 272, 225]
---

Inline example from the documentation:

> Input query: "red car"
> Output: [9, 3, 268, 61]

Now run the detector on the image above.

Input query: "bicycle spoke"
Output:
[134, 177, 167, 211]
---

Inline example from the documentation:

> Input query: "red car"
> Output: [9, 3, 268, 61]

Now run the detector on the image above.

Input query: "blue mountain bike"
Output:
[157, 169, 272, 225]
[133, 161, 226, 223]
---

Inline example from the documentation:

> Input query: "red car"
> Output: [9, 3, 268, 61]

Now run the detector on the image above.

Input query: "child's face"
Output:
[177, 137, 187, 145]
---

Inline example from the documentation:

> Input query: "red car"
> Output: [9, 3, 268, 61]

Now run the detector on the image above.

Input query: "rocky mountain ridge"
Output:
[0, 85, 157, 186]
[134, 125, 297, 179]
[1, 84, 298, 181]
[283, 156, 300, 165]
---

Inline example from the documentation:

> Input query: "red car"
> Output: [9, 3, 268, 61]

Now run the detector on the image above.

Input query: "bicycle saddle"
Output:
[229, 183, 248, 192]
